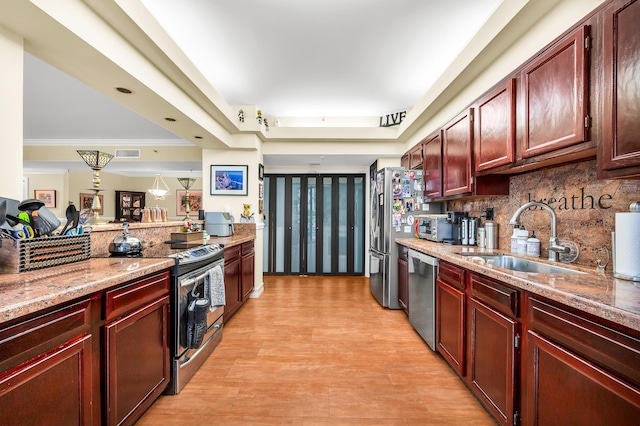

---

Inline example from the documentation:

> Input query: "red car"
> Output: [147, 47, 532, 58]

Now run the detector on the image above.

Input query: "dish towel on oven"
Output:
[207, 264, 225, 310]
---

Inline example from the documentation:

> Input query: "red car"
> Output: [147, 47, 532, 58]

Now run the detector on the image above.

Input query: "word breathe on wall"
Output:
[527, 188, 613, 210]
[379, 111, 406, 127]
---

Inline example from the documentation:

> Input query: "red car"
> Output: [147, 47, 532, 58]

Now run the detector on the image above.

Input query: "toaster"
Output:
[415, 214, 452, 242]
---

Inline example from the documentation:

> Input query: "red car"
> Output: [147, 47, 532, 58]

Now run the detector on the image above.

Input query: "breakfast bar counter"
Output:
[0, 257, 174, 325]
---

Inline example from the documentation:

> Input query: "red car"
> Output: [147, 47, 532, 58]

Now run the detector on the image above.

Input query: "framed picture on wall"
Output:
[210, 165, 248, 195]
[34, 190, 56, 208]
[176, 190, 203, 216]
[80, 193, 103, 214]
[258, 163, 264, 181]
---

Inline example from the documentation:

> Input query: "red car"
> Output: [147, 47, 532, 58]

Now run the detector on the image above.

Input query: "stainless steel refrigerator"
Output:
[369, 167, 426, 309]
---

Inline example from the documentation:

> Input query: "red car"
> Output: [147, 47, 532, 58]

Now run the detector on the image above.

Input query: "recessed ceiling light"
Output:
[194, 136, 203, 139]
[164, 117, 176, 122]
[115, 87, 133, 94]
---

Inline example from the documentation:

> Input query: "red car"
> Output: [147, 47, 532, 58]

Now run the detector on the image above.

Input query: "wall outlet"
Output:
[485, 208, 494, 221]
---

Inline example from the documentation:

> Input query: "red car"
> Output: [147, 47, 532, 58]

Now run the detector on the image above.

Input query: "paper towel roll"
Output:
[614, 213, 640, 279]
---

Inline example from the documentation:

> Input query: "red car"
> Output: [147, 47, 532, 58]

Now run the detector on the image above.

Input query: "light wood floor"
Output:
[137, 276, 496, 425]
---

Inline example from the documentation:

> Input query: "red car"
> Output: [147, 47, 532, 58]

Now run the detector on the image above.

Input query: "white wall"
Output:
[201, 148, 263, 222]
[0, 25, 23, 199]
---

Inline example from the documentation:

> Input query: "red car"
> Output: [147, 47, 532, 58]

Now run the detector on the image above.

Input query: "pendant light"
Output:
[148, 174, 170, 200]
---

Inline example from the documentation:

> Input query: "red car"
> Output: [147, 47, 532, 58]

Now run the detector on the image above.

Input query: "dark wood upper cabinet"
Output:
[400, 153, 410, 170]
[521, 25, 590, 159]
[422, 130, 443, 199]
[409, 144, 423, 170]
[599, 0, 640, 178]
[474, 79, 516, 172]
[442, 109, 473, 197]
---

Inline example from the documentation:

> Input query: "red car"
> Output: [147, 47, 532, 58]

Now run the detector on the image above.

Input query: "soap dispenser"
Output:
[526, 230, 541, 257]
[510, 225, 520, 253]
[517, 226, 529, 255]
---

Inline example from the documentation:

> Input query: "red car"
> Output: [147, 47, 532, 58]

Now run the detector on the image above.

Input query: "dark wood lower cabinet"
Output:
[0, 334, 93, 426]
[468, 298, 517, 426]
[105, 295, 170, 426]
[0, 269, 171, 425]
[241, 241, 255, 302]
[224, 245, 242, 322]
[429, 259, 640, 426]
[436, 279, 465, 376]
[526, 331, 640, 425]
[397, 245, 408, 314]
[225, 241, 257, 322]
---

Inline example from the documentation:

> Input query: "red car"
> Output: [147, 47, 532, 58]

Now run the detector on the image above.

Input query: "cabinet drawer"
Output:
[105, 270, 170, 321]
[470, 273, 519, 318]
[0, 299, 91, 370]
[241, 240, 255, 256]
[528, 296, 640, 388]
[224, 245, 241, 261]
[438, 261, 466, 291]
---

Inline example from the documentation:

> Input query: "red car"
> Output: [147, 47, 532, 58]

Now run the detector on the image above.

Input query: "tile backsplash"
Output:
[447, 160, 640, 270]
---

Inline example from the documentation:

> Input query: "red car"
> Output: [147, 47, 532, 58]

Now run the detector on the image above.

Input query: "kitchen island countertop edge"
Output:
[0, 257, 175, 326]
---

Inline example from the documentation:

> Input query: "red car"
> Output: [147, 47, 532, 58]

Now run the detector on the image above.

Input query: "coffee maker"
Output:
[443, 211, 468, 245]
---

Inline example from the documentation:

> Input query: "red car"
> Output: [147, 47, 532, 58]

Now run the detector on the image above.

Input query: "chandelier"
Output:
[148, 174, 171, 200]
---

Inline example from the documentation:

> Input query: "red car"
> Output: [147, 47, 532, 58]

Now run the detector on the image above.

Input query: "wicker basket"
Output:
[0, 234, 91, 273]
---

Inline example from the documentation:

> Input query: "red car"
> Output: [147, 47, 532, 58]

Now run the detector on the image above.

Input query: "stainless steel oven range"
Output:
[164, 243, 225, 395]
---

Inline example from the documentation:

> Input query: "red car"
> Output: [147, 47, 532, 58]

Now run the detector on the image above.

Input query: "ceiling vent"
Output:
[115, 149, 141, 159]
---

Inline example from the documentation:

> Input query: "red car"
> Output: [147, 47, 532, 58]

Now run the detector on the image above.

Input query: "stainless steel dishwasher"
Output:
[408, 249, 438, 351]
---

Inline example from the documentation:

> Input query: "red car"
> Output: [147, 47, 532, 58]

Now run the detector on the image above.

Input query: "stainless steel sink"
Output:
[462, 254, 585, 274]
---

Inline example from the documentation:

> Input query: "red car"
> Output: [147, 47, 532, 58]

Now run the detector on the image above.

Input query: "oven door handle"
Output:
[180, 271, 210, 288]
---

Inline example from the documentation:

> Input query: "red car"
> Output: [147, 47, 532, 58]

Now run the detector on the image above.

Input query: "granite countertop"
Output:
[397, 238, 640, 332]
[0, 258, 175, 326]
[209, 234, 255, 248]
[0, 232, 255, 326]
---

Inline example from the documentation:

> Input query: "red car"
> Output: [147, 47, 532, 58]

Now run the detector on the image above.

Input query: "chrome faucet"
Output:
[509, 201, 569, 262]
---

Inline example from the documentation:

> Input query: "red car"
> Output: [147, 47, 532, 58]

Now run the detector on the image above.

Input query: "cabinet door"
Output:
[397, 256, 408, 314]
[442, 109, 473, 196]
[521, 26, 589, 158]
[526, 331, 640, 425]
[474, 79, 516, 172]
[468, 298, 517, 426]
[600, 0, 640, 175]
[0, 334, 93, 426]
[436, 279, 465, 376]
[224, 250, 242, 322]
[241, 250, 255, 302]
[409, 144, 423, 170]
[400, 154, 410, 170]
[115, 191, 145, 221]
[105, 296, 170, 426]
[131, 193, 145, 221]
[423, 131, 443, 199]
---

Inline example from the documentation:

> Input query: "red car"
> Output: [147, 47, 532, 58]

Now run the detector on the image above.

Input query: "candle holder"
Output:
[77, 150, 114, 224]
[177, 177, 196, 220]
